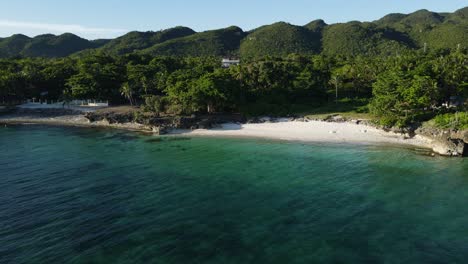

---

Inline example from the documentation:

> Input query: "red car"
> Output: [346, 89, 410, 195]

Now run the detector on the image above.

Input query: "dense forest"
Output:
[1, 49, 467, 127]
[0, 8, 467, 128]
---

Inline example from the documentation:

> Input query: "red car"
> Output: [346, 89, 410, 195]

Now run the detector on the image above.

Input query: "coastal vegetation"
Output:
[432, 112, 468, 130]
[0, 7, 466, 129]
[1, 49, 466, 128]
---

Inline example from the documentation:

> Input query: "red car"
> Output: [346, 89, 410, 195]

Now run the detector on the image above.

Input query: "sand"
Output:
[0, 110, 434, 150]
[173, 121, 433, 148]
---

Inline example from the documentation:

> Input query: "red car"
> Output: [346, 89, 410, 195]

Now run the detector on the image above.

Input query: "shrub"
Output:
[433, 112, 468, 130]
[143, 95, 169, 115]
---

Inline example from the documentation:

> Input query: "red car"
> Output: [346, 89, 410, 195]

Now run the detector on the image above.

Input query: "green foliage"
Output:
[0, 44, 466, 128]
[0, 34, 31, 58]
[141, 26, 245, 57]
[374, 8, 468, 52]
[1, 8, 467, 58]
[0, 33, 106, 58]
[98, 27, 196, 55]
[421, 23, 468, 51]
[143, 95, 169, 115]
[164, 67, 239, 113]
[322, 22, 413, 56]
[304, 20, 327, 32]
[433, 112, 468, 130]
[240, 22, 321, 58]
[66, 54, 125, 102]
[369, 62, 441, 127]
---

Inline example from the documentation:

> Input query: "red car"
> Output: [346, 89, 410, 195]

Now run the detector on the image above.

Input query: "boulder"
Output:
[431, 139, 466, 156]
[152, 126, 168, 135]
[416, 126, 468, 157]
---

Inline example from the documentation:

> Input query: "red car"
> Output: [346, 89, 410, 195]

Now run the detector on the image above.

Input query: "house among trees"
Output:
[222, 58, 240, 68]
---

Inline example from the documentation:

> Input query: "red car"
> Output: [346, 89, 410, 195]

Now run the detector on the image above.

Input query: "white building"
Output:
[222, 58, 240, 68]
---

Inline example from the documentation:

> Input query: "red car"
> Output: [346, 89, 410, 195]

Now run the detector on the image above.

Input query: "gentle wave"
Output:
[1, 125, 467, 263]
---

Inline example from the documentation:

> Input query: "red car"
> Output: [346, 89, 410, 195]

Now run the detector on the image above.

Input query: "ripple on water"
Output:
[0, 125, 467, 264]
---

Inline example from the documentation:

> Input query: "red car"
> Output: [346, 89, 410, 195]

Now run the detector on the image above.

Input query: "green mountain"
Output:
[0, 33, 107, 58]
[0, 7, 466, 58]
[240, 22, 321, 58]
[322, 22, 415, 56]
[98, 27, 196, 55]
[0, 34, 31, 57]
[21, 33, 105, 58]
[452, 6, 468, 19]
[304, 19, 327, 32]
[140, 26, 245, 57]
[374, 8, 468, 50]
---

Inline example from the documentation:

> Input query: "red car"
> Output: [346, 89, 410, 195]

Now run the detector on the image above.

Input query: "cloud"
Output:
[0, 20, 127, 39]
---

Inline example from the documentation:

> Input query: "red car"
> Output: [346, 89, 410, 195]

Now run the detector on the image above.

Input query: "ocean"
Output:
[1, 125, 467, 263]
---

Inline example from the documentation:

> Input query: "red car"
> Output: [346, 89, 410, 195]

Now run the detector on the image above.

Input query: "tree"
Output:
[120, 82, 135, 105]
[192, 69, 238, 113]
[144, 95, 169, 116]
[370, 68, 439, 127]
[369, 70, 404, 126]
[66, 54, 125, 103]
[329, 75, 342, 104]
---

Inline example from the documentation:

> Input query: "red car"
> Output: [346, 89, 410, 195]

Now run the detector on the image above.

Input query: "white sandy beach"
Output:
[0, 104, 435, 150]
[174, 121, 434, 148]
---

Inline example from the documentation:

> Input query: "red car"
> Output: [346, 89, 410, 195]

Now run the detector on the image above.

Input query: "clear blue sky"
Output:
[0, 0, 466, 39]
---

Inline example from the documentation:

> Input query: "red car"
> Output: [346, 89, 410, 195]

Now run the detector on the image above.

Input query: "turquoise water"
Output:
[0, 125, 467, 264]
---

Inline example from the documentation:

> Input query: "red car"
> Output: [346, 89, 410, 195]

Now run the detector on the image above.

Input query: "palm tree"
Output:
[329, 75, 341, 104]
[120, 82, 134, 106]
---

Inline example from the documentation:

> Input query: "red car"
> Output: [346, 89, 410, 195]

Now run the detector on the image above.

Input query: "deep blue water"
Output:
[0, 125, 467, 263]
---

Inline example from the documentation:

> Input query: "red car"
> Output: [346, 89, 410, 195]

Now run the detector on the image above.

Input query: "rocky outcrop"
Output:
[416, 126, 468, 157]
[84, 111, 246, 135]
[85, 111, 133, 124]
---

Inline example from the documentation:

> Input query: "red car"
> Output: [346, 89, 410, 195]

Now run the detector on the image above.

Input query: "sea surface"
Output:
[1, 125, 467, 264]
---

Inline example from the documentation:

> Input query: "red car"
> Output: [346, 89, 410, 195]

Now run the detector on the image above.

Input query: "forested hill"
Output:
[0, 7, 467, 58]
[0, 33, 109, 58]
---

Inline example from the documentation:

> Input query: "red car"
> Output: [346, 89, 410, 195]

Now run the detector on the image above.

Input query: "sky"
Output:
[0, 0, 466, 39]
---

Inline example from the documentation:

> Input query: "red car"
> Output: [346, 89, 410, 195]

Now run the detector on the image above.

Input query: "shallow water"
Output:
[1, 125, 467, 263]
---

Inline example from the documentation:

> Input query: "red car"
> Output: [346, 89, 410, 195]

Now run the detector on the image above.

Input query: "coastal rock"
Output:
[416, 126, 467, 157]
[85, 110, 245, 132]
[197, 119, 212, 129]
[152, 126, 168, 135]
[324, 114, 345, 123]
[431, 139, 466, 157]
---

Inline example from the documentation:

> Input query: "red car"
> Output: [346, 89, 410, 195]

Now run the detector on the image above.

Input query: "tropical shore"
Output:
[0, 108, 435, 151]
[172, 121, 433, 148]
[0, 113, 149, 131]
[2, 103, 467, 156]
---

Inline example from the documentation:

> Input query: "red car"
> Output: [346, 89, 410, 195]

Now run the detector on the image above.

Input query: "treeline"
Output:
[0, 50, 467, 127]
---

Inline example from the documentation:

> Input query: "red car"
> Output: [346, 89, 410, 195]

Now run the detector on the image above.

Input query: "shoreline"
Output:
[0, 113, 435, 151]
[172, 122, 434, 148]
[0, 115, 151, 133]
